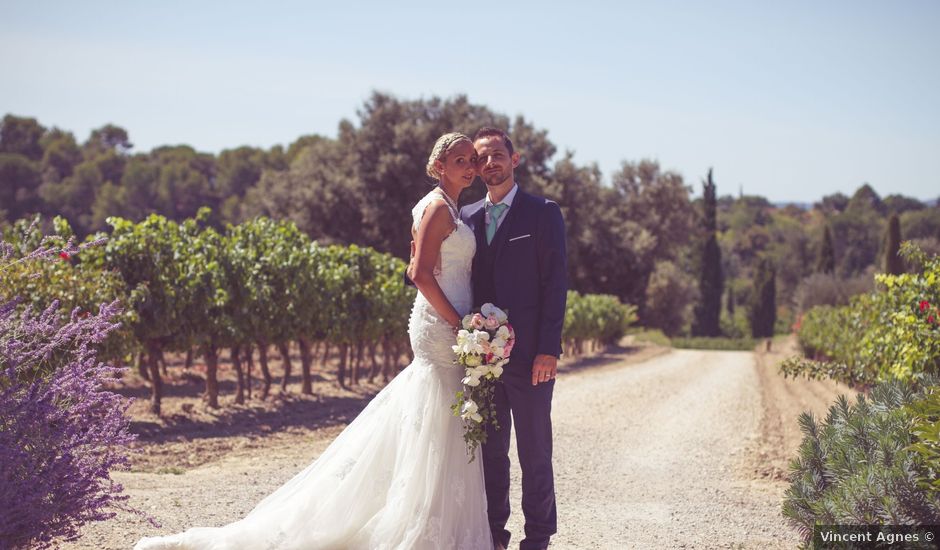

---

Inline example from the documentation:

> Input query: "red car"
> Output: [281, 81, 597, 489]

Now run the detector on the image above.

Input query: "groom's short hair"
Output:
[473, 127, 514, 156]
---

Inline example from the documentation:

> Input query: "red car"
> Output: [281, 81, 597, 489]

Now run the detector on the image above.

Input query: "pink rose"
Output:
[471, 313, 485, 330]
[484, 314, 500, 330]
[503, 339, 515, 357]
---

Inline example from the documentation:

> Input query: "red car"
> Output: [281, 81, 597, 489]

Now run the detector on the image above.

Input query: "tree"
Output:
[39, 128, 82, 183]
[243, 136, 364, 244]
[901, 208, 940, 240]
[119, 155, 161, 220]
[643, 260, 699, 336]
[816, 224, 835, 274]
[847, 183, 884, 215]
[693, 168, 722, 336]
[83, 124, 132, 157]
[883, 194, 925, 215]
[38, 160, 104, 234]
[749, 257, 776, 338]
[611, 159, 695, 261]
[216, 146, 265, 198]
[0, 115, 45, 161]
[0, 153, 42, 221]
[815, 192, 849, 214]
[883, 213, 903, 275]
[151, 146, 217, 223]
[603, 159, 694, 315]
[830, 204, 884, 276]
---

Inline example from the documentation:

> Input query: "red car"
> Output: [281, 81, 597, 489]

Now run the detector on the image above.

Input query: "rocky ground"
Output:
[56, 337, 851, 549]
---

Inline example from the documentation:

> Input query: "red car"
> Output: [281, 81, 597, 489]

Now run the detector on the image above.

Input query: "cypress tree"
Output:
[884, 213, 903, 275]
[692, 168, 723, 336]
[749, 257, 776, 338]
[816, 224, 835, 274]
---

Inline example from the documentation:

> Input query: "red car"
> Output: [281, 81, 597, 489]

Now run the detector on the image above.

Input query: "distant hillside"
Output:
[772, 202, 813, 210]
[773, 198, 938, 210]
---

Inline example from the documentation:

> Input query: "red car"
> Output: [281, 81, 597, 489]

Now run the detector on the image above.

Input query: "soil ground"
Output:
[55, 336, 852, 549]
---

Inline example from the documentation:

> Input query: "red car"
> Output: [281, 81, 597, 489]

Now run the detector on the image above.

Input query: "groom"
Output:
[460, 127, 568, 550]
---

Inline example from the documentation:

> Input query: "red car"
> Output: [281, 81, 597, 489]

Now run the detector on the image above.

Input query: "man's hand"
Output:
[531, 354, 557, 386]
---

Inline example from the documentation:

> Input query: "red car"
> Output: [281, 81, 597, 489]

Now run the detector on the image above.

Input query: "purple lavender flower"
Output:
[1, 234, 152, 549]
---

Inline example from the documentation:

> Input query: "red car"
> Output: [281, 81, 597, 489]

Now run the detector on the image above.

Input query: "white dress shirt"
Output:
[484, 183, 519, 233]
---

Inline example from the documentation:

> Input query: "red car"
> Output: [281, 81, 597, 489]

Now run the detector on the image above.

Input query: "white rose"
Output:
[461, 400, 479, 416]
[496, 325, 510, 339]
[490, 365, 504, 378]
[462, 375, 481, 387]
[471, 365, 489, 378]
[462, 315, 474, 330]
[489, 346, 505, 358]
[481, 303, 508, 324]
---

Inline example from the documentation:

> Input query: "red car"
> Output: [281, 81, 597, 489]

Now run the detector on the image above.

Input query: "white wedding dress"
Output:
[133, 191, 491, 550]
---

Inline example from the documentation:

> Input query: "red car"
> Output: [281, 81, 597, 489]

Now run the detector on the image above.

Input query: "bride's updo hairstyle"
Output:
[426, 132, 472, 181]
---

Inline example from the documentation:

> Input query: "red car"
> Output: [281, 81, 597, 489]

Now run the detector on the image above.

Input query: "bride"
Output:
[133, 132, 492, 550]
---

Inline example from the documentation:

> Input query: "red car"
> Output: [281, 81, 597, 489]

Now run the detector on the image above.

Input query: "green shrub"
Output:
[907, 387, 940, 495]
[629, 328, 671, 347]
[782, 377, 940, 545]
[671, 336, 757, 351]
[562, 291, 637, 355]
[784, 243, 940, 386]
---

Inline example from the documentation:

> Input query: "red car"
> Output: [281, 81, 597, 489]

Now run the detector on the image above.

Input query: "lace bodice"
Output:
[408, 189, 476, 366]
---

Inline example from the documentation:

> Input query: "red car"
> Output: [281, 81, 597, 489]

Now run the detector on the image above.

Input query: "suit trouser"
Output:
[482, 369, 556, 550]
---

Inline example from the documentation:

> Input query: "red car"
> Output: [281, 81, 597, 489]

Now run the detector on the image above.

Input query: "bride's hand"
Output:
[406, 240, 416, 279]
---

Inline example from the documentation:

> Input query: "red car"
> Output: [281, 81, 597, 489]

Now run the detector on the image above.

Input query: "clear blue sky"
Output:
[2, 0, 938, 202]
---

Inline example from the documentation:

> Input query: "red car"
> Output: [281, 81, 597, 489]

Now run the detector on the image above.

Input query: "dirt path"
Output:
[59, 338, 852, 549]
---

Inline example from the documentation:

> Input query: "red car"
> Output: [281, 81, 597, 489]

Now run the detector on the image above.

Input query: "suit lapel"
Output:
[470, 203, 486, 251]
[492, 190, 528, 261]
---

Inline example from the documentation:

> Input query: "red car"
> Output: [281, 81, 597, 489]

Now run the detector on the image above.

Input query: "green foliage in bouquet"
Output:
[451, 381, 499, 461]
[782, 377, 940, 545]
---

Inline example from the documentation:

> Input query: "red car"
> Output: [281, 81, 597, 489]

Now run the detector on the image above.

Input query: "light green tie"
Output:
[486, 203, 508, 245]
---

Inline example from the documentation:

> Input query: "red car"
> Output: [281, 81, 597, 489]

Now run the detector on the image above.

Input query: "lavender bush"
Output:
[0, 226, 149, 549]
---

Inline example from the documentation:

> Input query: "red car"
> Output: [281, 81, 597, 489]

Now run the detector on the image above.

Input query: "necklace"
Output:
[435, 187, 459, 216]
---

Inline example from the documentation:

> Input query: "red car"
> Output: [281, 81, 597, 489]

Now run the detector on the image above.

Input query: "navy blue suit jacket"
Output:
[460, 189, 568, 370]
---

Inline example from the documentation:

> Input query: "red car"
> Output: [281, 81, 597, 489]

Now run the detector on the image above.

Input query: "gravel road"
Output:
[59, 342, 849, 549]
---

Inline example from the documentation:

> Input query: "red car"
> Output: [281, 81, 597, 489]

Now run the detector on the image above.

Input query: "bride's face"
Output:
[437, 140, 477, 189]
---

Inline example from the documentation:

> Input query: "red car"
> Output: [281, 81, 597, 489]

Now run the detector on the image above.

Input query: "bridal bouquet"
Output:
[451, 303, 514, 461]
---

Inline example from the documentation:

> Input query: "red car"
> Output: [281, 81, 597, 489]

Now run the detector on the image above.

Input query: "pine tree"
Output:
[749, 257, 776, 338]
[816, 225, 835, 274]
[883, 213, 903, 275]
[692, 169, 723, 336]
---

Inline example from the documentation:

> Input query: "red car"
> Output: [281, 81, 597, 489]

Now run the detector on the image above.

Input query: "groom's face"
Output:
[474, 137, 519, 188]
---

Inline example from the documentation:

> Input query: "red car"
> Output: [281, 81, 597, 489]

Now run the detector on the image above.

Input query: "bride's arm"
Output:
[411, 200, 461, 329]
